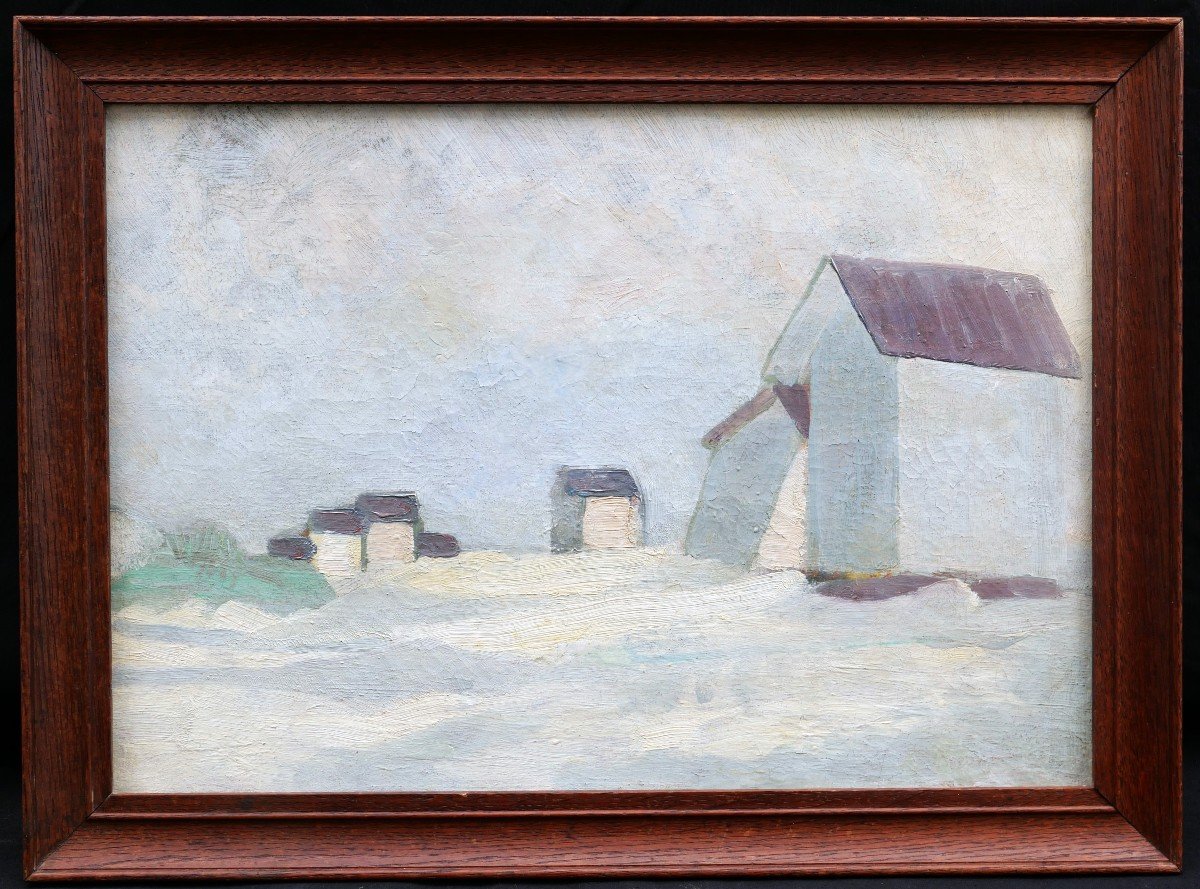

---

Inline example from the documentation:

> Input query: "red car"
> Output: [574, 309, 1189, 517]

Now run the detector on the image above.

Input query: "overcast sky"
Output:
[107, 104, 1092, 553]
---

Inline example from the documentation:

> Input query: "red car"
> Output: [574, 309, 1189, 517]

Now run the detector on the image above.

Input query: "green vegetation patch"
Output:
[113, 527, 334, 613]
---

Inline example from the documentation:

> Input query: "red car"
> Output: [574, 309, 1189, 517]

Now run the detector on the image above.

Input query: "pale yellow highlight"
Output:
[756, 442, 811, 571]
[581, 496, 642, 549]
[310, 532, 363, 579]
[365, 522, 415, 567]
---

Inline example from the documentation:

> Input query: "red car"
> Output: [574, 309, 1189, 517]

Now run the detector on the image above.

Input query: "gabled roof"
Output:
[829, 255, 1082, 379]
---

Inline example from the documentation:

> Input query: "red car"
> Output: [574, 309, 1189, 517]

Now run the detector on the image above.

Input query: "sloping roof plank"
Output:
[701, 387, 778, 449]
[830, 255, 1083, 379]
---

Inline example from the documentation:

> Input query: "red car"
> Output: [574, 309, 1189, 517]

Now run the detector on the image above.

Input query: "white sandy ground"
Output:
[112, 549, 1091, 792]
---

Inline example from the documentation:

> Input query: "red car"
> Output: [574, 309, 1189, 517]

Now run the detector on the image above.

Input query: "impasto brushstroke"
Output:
[107, 104, 1093, 792]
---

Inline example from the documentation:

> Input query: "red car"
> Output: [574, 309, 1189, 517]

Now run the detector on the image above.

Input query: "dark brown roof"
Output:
[267, 536, 316, 560]
[830, 255, 1082, 379]
[559, 468, 639, 498]
[355, 493, 420, 524]
[773, 382, 810, 437]
[417, 532, 460, 558]
[308, 508, 365, 535]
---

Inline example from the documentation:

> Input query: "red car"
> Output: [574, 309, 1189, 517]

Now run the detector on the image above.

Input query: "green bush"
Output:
[112, 527, 334, 613]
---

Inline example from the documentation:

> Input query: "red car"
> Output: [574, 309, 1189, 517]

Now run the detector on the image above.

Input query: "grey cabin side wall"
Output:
[807, 297, 901, 576]
[684, 400, 803, 565]
[550, 472, 586, 553]
[683, 258, 845, 567]
[762, 257, 847, 387]
[894, 358, 1072, 583]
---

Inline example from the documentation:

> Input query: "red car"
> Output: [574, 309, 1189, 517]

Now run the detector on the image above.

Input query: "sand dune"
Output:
[112, 550, 1091, 792]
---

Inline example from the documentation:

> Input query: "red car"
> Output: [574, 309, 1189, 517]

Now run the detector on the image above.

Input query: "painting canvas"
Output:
[107, 104, 1093, 792]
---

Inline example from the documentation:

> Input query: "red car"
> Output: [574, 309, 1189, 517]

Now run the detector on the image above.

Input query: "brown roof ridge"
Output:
[701, 382, 811, 450]
[701, 386, 777, 449]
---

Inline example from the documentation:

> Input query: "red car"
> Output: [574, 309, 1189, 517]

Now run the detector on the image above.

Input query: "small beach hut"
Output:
[688, 254, 1084, 583]
[308, 508, 366, 577]
[356, 492, 420, 567]
[551, 467, 644, 552]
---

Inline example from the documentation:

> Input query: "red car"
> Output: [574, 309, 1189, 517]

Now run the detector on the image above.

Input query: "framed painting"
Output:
[16, 15, 1181, 879]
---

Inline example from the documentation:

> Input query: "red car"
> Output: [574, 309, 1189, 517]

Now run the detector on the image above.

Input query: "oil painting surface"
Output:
[108, 105, 1093, 791]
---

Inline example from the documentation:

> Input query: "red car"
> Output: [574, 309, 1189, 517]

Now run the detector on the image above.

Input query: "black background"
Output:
[2, 1, 1196, 886]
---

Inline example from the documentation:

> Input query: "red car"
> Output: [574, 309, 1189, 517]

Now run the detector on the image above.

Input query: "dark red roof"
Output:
[267, 536, 316, 561]
[417, 532, 460, 558]
[355, 492, 420, 524]
[308, 508, 365, 535]
[830, 256, 1082, 379]
[773, 383, 810, 437]
[560, 468, 640, 498]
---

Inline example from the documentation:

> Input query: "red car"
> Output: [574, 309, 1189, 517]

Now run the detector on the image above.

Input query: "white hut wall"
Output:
[365, 522, 416, 566]
[310, 532, 364, 578]
[580, 495, 642, 549]
[894, 358, 1074, 583]
[807, 305, 901, 576]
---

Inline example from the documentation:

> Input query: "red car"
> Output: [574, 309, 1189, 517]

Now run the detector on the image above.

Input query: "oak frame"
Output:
[15, 15, 1182, 879]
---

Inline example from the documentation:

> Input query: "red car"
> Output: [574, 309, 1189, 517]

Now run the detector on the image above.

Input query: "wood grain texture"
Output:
[92, 82, 1110, 104]
[31, 809, 1174, 880]
[1091, 85, 1118, 808]
[94, 787, 1112, 819]
[23, 16, 1164, 86]
[13, 14, 1183, 880]
[15, 21, 110, 877]
[1098, 22, 1184, 866]
[82, 67, 113, 822]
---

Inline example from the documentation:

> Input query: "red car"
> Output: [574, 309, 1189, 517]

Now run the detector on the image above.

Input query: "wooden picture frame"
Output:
[15, 15, 1182, 879]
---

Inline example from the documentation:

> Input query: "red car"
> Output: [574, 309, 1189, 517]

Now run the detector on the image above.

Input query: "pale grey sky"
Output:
[107, 104, 1092, 552]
